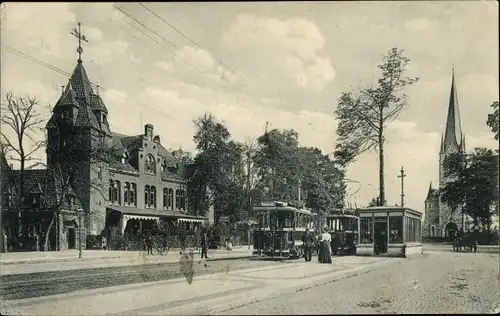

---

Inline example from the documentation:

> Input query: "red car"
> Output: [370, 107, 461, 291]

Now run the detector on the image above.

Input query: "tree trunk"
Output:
[378, 131, 385, 206]
[17, 158, 25, 245]
[44, 213, 56, 252]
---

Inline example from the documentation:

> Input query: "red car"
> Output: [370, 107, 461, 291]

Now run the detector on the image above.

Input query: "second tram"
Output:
[326, 212, 359, 256]
[253, 201, 316, 259]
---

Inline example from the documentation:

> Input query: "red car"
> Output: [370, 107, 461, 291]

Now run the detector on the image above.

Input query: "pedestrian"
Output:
[201, 232, 209, 259]
[146, 231, 153, 255]
[301, 228, 315, 262]
[318, 226, 332, 264]
[101, 235, 107, 251]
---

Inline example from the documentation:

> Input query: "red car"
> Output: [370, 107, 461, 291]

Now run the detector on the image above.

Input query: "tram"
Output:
[253, 201, 316, 259]
[326, 211, 359, 256]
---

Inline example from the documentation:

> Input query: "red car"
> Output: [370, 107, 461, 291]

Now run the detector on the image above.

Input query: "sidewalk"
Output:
[0, 246, 254, 265]
[0, 247, 254, 276]
[0, 256, 397, 315]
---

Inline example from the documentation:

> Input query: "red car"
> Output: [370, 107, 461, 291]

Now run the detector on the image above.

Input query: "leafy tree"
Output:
[298, 147, 345, 212]
[253, 128, 300, 202]
[441, 148, 499, 229]
[486, 101, 499, 141]
[334, 48, 419, 206]
[189, 113, 247, 223]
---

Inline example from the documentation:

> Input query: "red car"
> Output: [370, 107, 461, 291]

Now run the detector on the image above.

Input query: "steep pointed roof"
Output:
[70, 61, 93, 104]
[443, 69, 464, 152]
[89, 93, 108, 113]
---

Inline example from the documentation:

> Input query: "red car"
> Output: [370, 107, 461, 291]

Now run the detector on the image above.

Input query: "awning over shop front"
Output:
[178, 218, 205, 223]
[124, 214, 159, 222]
[106, 206, 208, 233]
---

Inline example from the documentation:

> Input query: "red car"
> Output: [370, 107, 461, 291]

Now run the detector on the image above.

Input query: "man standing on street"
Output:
[301, 228, 315, 262]
[201, 232, 209, 259]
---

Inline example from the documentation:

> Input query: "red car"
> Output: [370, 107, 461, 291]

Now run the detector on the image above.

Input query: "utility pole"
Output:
[398, 166, 406, 208]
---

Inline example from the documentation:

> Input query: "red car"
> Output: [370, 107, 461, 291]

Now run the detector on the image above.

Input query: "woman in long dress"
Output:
[318, 227, 333, 264]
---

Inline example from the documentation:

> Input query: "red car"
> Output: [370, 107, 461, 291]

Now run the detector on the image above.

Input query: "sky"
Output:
[1, 2, 498, 214]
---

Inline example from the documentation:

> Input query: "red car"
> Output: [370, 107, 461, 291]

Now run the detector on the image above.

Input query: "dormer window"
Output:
[121, 152, 128, 164]
[102, 114, 107, 124]
[145, 155, 156, 174]
[161, 159, 167, 172]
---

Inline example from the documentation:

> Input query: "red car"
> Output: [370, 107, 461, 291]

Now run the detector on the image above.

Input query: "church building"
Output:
[423, 70, 471, 238]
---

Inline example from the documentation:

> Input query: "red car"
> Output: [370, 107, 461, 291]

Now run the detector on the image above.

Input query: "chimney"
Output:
[153, 135, 160, 144]
[61, 86, 65, 96]
[145, 124, 153, 139]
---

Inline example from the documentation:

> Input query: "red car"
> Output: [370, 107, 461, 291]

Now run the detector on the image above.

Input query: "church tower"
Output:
[439, 69, 466, 187]
[424, 69, 466, 238]
[45, 23, 112, 236]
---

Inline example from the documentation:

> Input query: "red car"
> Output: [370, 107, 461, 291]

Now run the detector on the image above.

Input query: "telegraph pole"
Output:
[398, 166, 406, 208]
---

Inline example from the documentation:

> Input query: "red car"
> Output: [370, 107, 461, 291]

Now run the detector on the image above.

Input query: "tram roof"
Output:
[325, 214, 359, 219]
[253, 206, 314, 216]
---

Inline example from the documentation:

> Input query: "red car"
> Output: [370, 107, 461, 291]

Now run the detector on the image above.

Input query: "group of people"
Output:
[301, 226, 339, 264]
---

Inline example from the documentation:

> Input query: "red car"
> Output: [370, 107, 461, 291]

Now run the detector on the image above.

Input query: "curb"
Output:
[0, 253, 254, 267]
[0, 250, 254, 266]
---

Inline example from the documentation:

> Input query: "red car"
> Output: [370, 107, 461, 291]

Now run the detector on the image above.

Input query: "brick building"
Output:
[1, 48, 210, 251]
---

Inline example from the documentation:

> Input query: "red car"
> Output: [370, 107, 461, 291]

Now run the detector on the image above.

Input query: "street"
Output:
[0, 257, 270, 300]
[1, 249, 499, 315]
[221, 252, 500, 315]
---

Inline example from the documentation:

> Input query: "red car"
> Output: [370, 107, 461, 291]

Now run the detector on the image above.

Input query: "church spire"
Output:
[443, 68, 463, 153]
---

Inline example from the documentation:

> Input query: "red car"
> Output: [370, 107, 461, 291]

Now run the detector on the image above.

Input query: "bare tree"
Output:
[1, 92, 45, 242]
[334, 48, 419, 206]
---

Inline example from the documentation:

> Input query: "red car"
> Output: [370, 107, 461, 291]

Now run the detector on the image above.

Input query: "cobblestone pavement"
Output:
[220, 252, 500, 315]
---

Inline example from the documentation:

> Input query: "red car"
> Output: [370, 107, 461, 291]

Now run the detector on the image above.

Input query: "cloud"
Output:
[2, 3, 76, 57]
[103, 82, 338, 155]
[222, 14, 335, 91]
[1, 3, 136, 65]
[156, 46, 241, 88]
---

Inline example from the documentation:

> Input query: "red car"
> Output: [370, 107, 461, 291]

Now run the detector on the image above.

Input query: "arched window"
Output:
[130, 183, 136, 206]
[163, 188, 168, 210]
[144, 185, 150, 207]
[109, 180, 120, 204]
[168, 188, 174, 210]
[150, 186, 156, 208]
[145, 155, 156, 174]
[124, 182, 130, 204]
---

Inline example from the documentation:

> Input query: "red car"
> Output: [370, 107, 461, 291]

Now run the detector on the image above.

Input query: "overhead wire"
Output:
[111, 4, 272, 109]
[137, 2, 275, 103]
[1, 45, 186, 125]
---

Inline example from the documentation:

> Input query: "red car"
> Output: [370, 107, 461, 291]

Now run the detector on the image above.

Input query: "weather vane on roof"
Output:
[70, 22, 88, 62]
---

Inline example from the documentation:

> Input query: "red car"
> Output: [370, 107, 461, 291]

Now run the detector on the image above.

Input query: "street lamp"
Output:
[76, 208, 84, 259]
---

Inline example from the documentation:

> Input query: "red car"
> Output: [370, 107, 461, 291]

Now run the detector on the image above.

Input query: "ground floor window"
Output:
[389, 216, 403, 243]
[359, 217, 373, 243]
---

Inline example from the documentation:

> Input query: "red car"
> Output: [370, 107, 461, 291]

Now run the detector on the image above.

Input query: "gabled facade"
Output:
[423, 70, 469, 238]
[45, 56, 207, 247]
[2, 44, 208, 251]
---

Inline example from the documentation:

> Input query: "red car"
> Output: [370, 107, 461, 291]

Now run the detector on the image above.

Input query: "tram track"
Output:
[0, 258, 272, 301]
